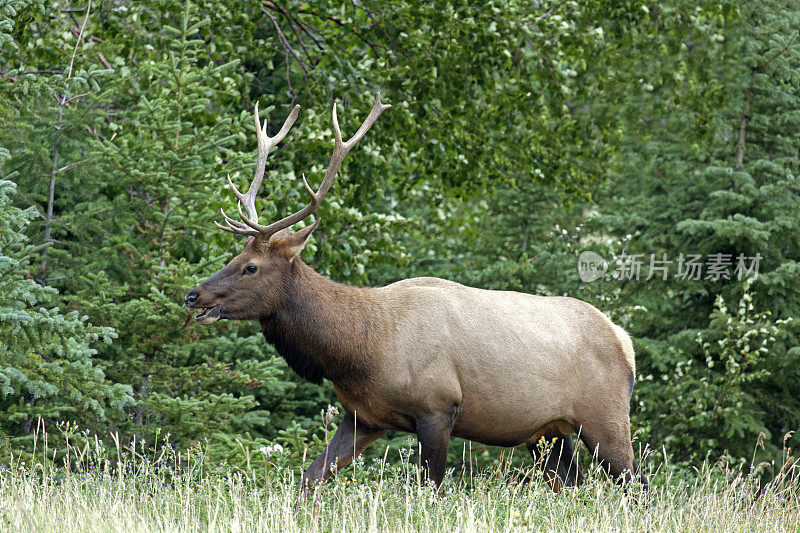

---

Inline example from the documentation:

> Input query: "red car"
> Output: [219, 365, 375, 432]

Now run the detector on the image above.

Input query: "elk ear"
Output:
[277, 218, 320, 257]
[269, 228, 292, 242]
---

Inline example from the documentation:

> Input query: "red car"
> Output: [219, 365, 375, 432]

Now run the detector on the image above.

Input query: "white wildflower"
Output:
[323, 404, 339, 424]
[259, 444, 284, 458]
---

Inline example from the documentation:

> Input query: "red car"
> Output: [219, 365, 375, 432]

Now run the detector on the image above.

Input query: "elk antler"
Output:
[215, 93, 391, 240]
[215, 101, 300, 237]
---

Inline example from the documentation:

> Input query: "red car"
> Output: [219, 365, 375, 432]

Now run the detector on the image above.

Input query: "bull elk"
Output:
[185, 93, 649, 493]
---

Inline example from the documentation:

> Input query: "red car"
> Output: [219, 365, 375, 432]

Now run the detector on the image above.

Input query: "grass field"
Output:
[1, 433, 798, 532]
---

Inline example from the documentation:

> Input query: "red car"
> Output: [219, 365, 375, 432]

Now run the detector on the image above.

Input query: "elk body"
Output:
[185, 94, 649, 493]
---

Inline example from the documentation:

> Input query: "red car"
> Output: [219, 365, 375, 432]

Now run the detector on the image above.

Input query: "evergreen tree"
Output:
[0, 177, 133, 456]
[602, 1, 800, 464]
[79, 2, 291, 460]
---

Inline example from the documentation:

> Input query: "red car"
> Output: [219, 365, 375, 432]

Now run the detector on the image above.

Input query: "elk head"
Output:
[185, 94, 390, 325]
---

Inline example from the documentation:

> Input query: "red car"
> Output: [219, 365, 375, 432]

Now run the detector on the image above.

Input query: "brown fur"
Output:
[261, 262, 382, 389]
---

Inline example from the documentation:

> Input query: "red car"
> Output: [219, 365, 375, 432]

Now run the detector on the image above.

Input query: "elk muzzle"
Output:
[185, 288, 224, 325]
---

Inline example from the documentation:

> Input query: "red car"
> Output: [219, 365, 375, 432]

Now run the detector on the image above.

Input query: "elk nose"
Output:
[184, 290, 200, 306]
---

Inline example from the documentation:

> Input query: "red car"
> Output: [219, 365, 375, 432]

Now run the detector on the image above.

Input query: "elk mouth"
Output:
[194, 305, 223, 325]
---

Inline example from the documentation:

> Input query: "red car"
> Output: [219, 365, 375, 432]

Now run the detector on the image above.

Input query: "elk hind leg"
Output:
[526, 425, 584, 492]
[577, 417, 648, 490]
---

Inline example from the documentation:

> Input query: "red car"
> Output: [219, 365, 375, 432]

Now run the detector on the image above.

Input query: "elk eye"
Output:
[243, 264, 258, 275]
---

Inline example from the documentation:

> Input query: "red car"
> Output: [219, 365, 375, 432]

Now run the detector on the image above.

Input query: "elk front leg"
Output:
[301, 411, 385, 491]
[415, 411, 455, 488]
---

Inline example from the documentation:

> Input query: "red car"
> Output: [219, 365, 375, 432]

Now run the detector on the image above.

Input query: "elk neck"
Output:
[259, 258, 383, 388]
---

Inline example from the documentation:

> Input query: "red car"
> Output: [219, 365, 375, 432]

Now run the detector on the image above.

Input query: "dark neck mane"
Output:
[260, 259, 378, 387]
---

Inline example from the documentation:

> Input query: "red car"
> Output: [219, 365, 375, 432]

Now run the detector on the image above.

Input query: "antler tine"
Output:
[215, 220, 258, 236]
[220, 102, 300, 236]
[255, 93, 391, 240]
[300, 173, 316, 198]
[216, 208, 261, 237]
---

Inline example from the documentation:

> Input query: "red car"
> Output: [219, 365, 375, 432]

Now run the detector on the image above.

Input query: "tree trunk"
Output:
[735, 89, 751, 170]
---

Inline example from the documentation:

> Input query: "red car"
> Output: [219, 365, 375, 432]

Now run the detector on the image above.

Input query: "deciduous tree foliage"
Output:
[0, 0, 796, 472]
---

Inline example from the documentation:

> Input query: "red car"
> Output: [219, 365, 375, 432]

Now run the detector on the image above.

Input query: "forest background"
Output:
[1, 0, 799, 478]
